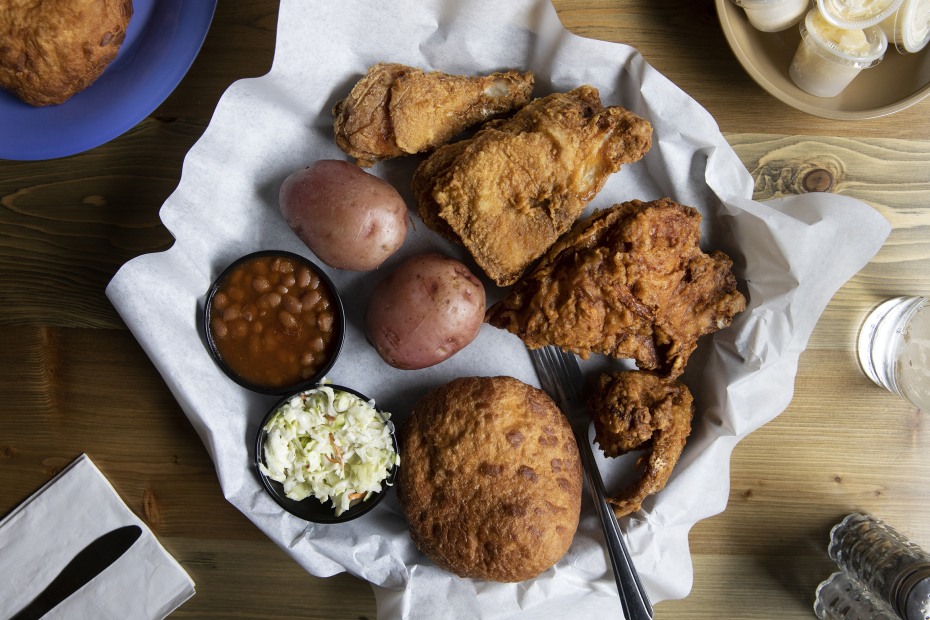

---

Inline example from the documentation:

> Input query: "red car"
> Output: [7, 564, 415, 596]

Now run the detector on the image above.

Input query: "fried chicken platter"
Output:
[326, 61, 746, 565]
[105, 0, 881, 611]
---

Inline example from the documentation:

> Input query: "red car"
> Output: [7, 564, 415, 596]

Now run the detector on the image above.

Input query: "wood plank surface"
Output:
[2, 1, 929, 619]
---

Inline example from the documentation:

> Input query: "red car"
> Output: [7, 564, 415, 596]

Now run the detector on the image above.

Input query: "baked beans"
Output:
[207, 253, 342, 391]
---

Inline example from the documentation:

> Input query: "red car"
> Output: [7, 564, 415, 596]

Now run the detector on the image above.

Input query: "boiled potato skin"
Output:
[365, 253, 486, 370]
[279, 160, 408, 271]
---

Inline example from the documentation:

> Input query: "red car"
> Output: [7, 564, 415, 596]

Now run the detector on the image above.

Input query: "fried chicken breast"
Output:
[1, 0, 133, 106]
[412, 85, 653, 287]
[485, 198, 746, 378]
[332, 63, 534, 167]
[587, 371, 694, 518]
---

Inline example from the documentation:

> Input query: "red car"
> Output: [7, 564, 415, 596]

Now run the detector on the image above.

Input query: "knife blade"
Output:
[10, 524, 142, 620]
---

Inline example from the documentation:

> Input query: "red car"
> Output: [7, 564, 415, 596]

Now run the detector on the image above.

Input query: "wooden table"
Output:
[2, 2, 928, 618]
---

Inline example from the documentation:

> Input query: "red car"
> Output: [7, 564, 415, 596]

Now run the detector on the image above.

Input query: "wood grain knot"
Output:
[803, 169, 834, 193]
[749, 148, 844, 199]
[143, 487, 161, 527]
[82, 195, 107, 206]
[44, 464, 65, 478]
[0, 446, 18, 459]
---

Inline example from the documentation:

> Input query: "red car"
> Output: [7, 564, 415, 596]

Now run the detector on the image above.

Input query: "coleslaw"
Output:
[259, 384, 399, 516]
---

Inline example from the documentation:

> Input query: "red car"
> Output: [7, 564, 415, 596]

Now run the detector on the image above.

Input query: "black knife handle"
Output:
[10, 525, 142, 620]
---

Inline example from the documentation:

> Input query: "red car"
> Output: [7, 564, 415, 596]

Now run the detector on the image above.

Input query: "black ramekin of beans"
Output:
[203, 250, 345, 395]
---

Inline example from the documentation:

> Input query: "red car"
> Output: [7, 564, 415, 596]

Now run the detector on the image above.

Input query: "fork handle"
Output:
[576, 429, 654, 620]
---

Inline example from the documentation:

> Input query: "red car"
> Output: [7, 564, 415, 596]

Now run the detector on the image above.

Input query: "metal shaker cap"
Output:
[894, 562, 930, 619]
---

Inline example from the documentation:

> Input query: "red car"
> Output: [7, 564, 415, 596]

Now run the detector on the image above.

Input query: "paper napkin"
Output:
[0, 454, 195, 619]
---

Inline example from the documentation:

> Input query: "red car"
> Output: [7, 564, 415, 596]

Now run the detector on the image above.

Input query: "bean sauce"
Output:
[208, 254, 340, 389]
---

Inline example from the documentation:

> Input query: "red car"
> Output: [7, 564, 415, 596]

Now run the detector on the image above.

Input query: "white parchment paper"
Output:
[106, 1, 891, 617]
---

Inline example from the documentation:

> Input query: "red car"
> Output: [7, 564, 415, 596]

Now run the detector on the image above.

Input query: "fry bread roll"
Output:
[1, 0, 133, 106]
[398, 376, 582, 582]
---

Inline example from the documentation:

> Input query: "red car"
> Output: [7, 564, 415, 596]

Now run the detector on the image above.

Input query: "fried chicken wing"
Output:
[587, 370, 694, 518]
[485, 198, 746, 377]
[332, 63, 534, 167]
[412, 85, 653, 286]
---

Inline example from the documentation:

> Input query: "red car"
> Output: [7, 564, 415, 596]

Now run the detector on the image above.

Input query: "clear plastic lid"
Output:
[802, 8, 889, 66]
[817, 0, 905, 28]
[890, 0, 930, 52]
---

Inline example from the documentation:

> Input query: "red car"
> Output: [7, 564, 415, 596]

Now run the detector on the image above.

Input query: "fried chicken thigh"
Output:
[587, 371, 694, 517]
[413, 86, 653, 286]
[332, 63, 534, 167]
[485, 198, 746, 377]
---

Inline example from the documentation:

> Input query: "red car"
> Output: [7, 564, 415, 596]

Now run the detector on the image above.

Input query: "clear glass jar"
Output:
[856, 296, 930, 411]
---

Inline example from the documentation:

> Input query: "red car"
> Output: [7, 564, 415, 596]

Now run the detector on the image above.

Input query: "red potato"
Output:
[365, 253, 486, 370]
[279, 160, 408, 271]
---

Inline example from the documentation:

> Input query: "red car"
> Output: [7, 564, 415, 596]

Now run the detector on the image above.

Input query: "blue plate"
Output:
[0, 0, 217, 161]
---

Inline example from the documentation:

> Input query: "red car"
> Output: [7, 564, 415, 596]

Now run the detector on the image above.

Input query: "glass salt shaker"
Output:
[829, 513, 930, 619]
[815, 571, 897, 619]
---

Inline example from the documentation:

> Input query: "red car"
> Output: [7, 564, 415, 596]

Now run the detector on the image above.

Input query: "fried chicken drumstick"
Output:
[587, 370, 694, 518]
[332, 63, 534, 167]
[413, 85, 653, 286]
[485, 197, 746, 378]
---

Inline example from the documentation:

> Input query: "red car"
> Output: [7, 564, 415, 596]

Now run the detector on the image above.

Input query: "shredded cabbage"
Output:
[259, 384, 399, 516]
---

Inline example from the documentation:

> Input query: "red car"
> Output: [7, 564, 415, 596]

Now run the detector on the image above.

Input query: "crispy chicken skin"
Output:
[413, 85, 653, 287]
[332, 63, 534, 167]
[0, 0, 133, 106]
[485, 198, 746, 378]
[587, 370, 694, 518]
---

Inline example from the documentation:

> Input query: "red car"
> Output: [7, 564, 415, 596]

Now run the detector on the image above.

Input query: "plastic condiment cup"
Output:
[730, 0, 811, 31]
[254, 383, 399, 524]
[817, 0, 904, 28]
[203, 250, 346, 395]
[789, 8, 888, 97]
[879, 0, 930, 52]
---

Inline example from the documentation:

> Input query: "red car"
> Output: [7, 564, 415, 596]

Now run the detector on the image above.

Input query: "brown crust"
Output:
[0, 0, 133, 106]
[412, 85, 653, 286]
[485, 197, 747, 378]
[332, 63, 534, 167]
[397, 376, 582, 582]
[587, 371, 694, 517]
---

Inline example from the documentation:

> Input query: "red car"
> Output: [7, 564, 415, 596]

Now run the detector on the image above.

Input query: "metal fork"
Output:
[529, 345, 654, 620]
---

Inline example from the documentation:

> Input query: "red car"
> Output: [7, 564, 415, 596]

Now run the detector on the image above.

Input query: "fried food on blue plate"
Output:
[412, 85, 653, 286]
[332, 63, 534, 167]
[485, 198, 746, 377]
[587, 370, 694, 518]
[0, 0, 133, 106]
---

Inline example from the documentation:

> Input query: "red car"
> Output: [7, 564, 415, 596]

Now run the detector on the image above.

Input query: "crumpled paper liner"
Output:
[106, 0, 890, 617]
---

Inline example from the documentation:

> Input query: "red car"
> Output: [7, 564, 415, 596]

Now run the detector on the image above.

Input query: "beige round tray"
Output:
[716, 0, 930, 119]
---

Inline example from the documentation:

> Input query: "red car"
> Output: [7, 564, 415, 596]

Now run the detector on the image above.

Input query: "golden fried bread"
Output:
[413, 85, 653, 286]
[398, 376, 582, 582]
[485, 198, 746, 378]
[0, 0, 133, 106]
[587, 371, 694, 518]
[332, 63, 534, 167]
